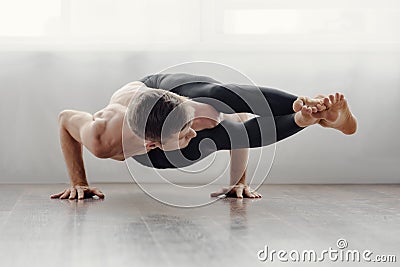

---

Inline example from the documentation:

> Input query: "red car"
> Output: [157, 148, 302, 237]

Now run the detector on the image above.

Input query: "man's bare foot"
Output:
[312, 93, 357, 135]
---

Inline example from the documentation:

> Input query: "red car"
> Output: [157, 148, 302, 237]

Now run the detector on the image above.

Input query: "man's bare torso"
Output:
[92, 82, 224, 161]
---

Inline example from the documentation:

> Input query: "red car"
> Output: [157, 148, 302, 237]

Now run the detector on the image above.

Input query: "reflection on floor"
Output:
[0, 184, 398, 267]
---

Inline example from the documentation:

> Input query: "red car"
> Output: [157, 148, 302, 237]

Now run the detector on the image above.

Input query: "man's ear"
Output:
[144, 140, 161, 150]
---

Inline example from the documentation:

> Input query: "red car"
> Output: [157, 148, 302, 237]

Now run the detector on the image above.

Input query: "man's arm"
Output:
[51, 110, 105, 199]
[210, 113, 262, 198]
[229, 113, 250, 187]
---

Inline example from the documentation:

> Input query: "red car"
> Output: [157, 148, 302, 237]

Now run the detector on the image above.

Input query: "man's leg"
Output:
[133, 73, 325, 168]
[132, 112, 310, 169]
[133, 78, 356, 170]
[141, 73, 316, 116]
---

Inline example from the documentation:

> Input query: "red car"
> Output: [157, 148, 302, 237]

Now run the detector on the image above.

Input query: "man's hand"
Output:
[50, 185, 105, 200]
[210, 183, 262, 199]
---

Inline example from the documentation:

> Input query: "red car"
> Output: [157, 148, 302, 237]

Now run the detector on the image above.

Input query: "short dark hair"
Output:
[127, 89, 194, 142]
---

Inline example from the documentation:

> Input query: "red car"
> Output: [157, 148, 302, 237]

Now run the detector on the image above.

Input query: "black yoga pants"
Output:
[132, 73, 304, 169]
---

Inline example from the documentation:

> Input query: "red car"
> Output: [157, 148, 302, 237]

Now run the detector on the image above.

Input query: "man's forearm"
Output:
[59, 122, 89, 186]
[230, 148, 248, 186]
[227, 113, 250, 186]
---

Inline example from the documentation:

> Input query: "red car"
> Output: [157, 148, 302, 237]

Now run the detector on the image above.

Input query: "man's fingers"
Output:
[69, 188, 77, 200]
[248, 192, 257, 198]
[51, 190, 66, 199]
[59, 189, 71, 199]
[51, 186, 105, 200]
[252, 190, 263, 198]
[244, 187, 255, 198]
[91, 188, 105, 199]
[77, 188, 85, 200]
[253, 191, 262, 198]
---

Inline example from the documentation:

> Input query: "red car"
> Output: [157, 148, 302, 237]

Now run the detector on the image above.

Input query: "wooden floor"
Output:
[0, 184, 399, 267]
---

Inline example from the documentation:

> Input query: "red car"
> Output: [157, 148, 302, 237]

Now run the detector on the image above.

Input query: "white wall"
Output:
[0, 50, 399, 184]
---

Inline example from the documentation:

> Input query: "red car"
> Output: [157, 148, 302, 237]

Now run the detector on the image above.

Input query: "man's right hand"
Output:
[50, 185, 105, 200]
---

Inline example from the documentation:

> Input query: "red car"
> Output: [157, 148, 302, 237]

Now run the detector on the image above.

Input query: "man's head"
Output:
[126, 89, 197, 151]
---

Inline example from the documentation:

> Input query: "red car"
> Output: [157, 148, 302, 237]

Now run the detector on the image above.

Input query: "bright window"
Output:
[0, 0, 399, 49]
[0, 0, 61, 36]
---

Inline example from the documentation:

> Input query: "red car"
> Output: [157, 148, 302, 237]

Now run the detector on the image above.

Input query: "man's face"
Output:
[160, 122, 197, 151]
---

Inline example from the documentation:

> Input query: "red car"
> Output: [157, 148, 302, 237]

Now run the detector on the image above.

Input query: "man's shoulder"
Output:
[121, 81, 146, 90]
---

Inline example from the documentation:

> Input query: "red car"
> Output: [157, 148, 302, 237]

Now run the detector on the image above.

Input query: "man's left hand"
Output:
[210, 183, 262, 198]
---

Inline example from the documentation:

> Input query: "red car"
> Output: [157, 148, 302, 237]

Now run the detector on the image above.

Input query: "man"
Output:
[51, 73, 357, 200]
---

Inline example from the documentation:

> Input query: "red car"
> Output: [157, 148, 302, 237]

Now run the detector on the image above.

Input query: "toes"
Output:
[323, 97, 331, 108]
[301, 106, 312, 115]
[301, 106, 308, 115]
[307, 98, 322, 106]
[335, 92, 340, 102]
[316, 103, 326, 111]
[304, 96, 326, 107]
[297, 95, 330, 113]
[329, 94, 335, 104]
[293, 98, 304, 112]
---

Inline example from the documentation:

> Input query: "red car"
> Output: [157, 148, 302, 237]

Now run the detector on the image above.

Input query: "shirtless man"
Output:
[51, 73, 357, 200]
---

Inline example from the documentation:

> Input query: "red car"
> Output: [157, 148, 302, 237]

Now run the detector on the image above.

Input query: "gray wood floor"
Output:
[0, 184, 399, 267]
